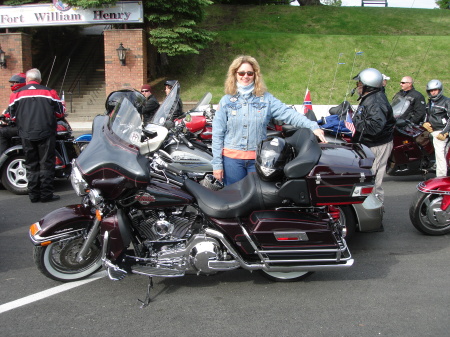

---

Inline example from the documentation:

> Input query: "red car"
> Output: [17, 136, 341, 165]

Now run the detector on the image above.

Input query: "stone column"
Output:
[104, 29, 147, 96]
[0, 33, 32, 109]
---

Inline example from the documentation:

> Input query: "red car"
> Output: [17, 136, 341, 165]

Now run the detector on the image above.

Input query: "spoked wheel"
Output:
[1, 155, 28, 195]
[33, 237, 102, 282]
[259, 270, 313, 282]
[336, 205, 356, 240]
[409, 190, 450, 235]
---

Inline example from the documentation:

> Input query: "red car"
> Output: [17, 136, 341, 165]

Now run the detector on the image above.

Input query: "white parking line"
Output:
[0, 271, 106, 314]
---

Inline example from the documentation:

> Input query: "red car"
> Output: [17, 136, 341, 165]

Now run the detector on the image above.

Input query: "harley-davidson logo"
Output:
[135, 193, 156, 205]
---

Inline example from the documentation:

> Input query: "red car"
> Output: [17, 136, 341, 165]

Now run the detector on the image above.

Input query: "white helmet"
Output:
[353, 68, 383, 89]
[426, 79, 443, 101]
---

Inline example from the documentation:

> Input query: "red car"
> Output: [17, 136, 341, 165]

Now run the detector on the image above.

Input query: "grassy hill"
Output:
[158, 5, 450, 106]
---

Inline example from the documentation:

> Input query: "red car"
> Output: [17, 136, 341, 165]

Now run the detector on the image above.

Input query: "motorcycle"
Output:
[409, 176, 450, 235]
[323, 97, 449, 177]
[29, 84, 376, 305]
[0, 116, 86, 195]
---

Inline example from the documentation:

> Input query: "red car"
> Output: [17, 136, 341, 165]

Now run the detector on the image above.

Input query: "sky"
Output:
[291, 1, 439, 9]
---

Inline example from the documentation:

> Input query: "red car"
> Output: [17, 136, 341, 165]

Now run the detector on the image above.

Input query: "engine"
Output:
[128, 207, 227, 275]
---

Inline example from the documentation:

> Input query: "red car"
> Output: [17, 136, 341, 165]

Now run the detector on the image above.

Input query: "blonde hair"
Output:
[224, 55, 267, 97]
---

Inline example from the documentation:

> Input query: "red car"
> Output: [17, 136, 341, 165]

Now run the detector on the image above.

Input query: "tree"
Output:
[436, 0, 450, 9]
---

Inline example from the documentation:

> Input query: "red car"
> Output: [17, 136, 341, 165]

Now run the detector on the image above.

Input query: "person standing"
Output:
[9, 68, 65, 202]
[392, 76, 426, 124]
[422, 79, 450, 177]
[0, 73, 26, 154]
[351, 68, 395, 202]
[140, 84, 160, 125]
[212, 55, 326, 186]
[164, 80, 183, 118]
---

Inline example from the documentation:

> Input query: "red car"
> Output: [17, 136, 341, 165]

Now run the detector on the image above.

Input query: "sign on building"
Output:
[0, 1, 143, 28]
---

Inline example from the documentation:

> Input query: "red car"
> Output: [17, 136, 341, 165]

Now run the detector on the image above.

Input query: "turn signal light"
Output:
[352, 186, 374, 197]
[30, 222, 41, 236]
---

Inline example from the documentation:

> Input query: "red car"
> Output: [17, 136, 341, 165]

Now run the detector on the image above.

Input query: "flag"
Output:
[345, 108, 356, 136]
[303, 88, 312, 115]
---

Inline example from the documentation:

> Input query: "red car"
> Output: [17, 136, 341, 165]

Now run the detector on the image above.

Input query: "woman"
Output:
[212, 55, 326, 186]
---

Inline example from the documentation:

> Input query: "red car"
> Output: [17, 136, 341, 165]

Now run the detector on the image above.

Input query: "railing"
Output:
[361, 0, 388, 6]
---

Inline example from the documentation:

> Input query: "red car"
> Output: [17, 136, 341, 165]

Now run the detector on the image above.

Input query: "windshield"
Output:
[391, 95, 411, 119]
[189, 92, 212, 113]
[150, 81, 180, 126]
[108, 97, 143, 146]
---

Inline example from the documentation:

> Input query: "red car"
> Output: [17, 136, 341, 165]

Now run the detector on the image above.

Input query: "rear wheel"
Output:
[1, 155, 28, 195]
[33, 237, 102, 282]
[259, 270, 313, 282]
[409, 190, 450, 235]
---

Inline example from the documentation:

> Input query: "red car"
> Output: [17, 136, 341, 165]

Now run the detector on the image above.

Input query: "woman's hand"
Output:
[213, 169, 224, 182]
[313, 128, 327, 143]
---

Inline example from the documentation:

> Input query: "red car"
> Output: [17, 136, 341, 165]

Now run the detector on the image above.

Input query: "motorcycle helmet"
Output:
[256, 137, 294, 182]
[352, 68, 383, 93]
[426, 79, 443, 102]
[105, 89, 146, 115]
[9, 73, 26, 92]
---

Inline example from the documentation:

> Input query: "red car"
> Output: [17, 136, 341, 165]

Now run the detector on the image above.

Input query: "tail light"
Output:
[352, 185, 373, 197]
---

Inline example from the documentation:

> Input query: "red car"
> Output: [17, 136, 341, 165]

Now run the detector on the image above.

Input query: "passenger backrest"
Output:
[284, 128, 322, 178]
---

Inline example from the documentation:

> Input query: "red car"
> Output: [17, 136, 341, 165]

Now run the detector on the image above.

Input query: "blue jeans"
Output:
[223, 156, 256, 186]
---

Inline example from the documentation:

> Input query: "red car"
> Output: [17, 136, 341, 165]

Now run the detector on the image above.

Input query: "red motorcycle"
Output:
[29, 84, 376, 305]
[409, 176, 450, 235]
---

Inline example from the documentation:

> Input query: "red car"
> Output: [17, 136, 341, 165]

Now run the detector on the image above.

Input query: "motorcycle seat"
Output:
[184, 173, 264, 219]
[284, 128, 322, 178]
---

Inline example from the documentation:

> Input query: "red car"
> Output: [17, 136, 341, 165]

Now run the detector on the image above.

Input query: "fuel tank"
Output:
[165, 143, 213, 173]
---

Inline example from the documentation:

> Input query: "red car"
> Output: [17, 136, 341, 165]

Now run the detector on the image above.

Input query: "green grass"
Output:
[154, 5, 450, 106]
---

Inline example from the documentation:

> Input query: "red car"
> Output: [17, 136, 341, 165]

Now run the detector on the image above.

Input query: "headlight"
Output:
[70, 166, 89, 196]
[88, 188, 103, 207]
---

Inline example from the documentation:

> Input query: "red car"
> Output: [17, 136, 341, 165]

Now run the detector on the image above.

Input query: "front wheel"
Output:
[33, 237, 102, 282]
[1, 155, 28, 195]
[409, 190, 450, 235]
[259, 270, 313, 282]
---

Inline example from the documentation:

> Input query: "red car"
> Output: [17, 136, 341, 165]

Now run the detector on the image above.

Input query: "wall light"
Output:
[0, 46, 6, 69]
[116, 43, 129, 66]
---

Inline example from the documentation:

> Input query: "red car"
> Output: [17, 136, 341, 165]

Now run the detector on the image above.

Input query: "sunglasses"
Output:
[400, 82, 410, 84]
[141, 90, 150, 92]
[236, 71, 254, 77]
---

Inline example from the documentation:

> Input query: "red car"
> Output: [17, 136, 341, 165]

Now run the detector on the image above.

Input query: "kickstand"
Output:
[138, 276, 154, 308]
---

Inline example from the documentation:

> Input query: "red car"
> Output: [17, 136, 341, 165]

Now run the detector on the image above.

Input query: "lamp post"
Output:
[116, 43, 128, 66]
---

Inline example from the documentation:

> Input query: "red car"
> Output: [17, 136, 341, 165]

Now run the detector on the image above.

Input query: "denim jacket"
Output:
[211, 91, 319, 170]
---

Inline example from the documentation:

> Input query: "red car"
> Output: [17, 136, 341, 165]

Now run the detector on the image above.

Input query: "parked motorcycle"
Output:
[409, 176, 450, 235]
[0, 116, 84, 195]
[29, 84, 377, 305]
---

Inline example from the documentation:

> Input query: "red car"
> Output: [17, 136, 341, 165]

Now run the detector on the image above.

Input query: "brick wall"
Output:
[0, 33, 32, 111]
[104, 29, 147, 96]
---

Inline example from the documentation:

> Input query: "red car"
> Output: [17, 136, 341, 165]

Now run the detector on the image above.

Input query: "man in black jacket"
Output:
[392, 76, 426, 124]
[140, 84, 160, 125]
[9, 68, 65, 203]
[352, 68, 395, 202]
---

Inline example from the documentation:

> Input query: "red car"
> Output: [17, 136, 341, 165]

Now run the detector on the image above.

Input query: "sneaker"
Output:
[40, 195, 61, 203]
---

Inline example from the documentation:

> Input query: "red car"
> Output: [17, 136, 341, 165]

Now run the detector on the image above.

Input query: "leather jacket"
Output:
[352, 89, 395, 147]
[393, 87, 426, 124]
[426, 95, 450, 133]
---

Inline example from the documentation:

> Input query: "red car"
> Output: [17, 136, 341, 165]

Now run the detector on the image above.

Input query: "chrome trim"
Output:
[29, 229, 83, 245]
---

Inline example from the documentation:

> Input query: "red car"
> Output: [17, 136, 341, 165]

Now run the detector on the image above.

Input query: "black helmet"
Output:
[164, 80, 177, 88]
[256, 137, 294, 182]
[426, 79, 444, 102]
[105, 89, 146, 114]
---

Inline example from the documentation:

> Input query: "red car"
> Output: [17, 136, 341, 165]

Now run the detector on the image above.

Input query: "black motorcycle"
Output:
[0, 116, 82, 194]
[29, 84, 376, 305]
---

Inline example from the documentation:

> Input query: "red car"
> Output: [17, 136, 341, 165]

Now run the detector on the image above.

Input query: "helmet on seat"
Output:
[105, 89, 146, 115]
[353, 68, 383, 93]
[426, 79, 443, 101]
[256, 137, 294, 182]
